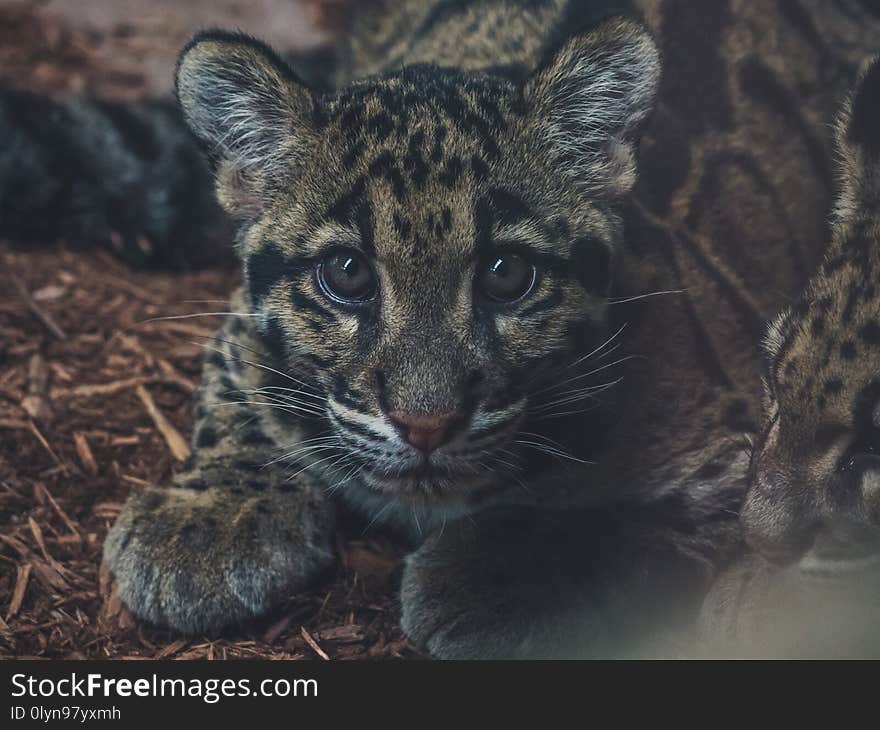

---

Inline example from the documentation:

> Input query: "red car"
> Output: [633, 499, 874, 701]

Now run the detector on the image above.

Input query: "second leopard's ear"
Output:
[525, 17, 660, 199]
[834, 55, 880, 227]
[175, 31, 321, 219]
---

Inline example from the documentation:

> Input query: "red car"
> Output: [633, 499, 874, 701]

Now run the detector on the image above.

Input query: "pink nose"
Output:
[388, 410, 459, 453]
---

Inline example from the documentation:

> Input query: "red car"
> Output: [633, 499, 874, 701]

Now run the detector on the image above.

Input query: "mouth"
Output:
[378, 457, 476, 482]
[358, 454, 494, 500]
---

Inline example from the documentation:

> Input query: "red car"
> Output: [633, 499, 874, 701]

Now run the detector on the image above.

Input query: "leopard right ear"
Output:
[175, 30, 321, 219]
[524, 17, 660, 199]
[833, 55, 880, 228]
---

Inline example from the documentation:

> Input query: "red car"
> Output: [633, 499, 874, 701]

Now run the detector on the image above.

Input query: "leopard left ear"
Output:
[834, 55, 880, 226]
[175, 30, 321, 220]
[525, 17, 660, 199]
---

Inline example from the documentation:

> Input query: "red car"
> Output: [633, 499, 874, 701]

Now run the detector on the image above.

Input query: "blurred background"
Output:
[0, 0, 336, 98]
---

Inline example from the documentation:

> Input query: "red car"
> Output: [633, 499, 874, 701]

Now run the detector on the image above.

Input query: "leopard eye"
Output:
[480, 252, 537, 303]
[317, 248, 376, 303]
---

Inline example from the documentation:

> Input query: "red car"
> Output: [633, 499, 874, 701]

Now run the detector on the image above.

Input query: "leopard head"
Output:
[174, 20, 659, 517]
[747, 57, 880, 563]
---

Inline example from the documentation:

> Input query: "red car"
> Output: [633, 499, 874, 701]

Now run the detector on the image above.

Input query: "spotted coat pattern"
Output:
[95, 0, 880, 655]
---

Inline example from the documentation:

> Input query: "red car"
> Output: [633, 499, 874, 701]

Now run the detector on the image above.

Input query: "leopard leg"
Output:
[103, 303, 337, 634]
[400, 501, 736, 659]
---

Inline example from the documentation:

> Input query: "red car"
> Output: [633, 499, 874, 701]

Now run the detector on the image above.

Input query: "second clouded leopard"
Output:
[7, 0, 875, 656]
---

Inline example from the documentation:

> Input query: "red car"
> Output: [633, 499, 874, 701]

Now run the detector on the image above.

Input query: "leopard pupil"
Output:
[484, 254, 533, 302]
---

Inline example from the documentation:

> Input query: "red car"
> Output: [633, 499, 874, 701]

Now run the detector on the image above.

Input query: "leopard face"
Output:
[174, 22, 660, 514]
[747, 57, 880, 563]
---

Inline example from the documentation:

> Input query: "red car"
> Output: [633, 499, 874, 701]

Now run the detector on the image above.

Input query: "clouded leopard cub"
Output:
[92, 0, 880, 657]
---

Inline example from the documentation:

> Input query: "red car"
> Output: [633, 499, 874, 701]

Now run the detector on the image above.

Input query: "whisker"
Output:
[532, 403, 603, 421]
[264, 440, 343, 467]
[140, 311, 260, 326]
[207, 399, 324, 419]
[235, 391, 325, 415]
[520, 324, 627, 392]
[196, 341, 323, 396]
[530, 379, 623, 414]
[532, 355, 634, 398]
[607, 288, 687, 305]
[363, 501, 394, 534]
[287, 451, 351, 482]
[244, 385, 324, 403]
[515, 431, 593, 465]
[514, 439, 594, 464]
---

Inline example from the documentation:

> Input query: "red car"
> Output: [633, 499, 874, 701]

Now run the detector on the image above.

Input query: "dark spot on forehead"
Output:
[392, 211, 412, 239]
[471, 155, 489, 182]
[843, 287, 861, 323]
[438, 156, 464, 188]
[367, 112, 394, 141]
[486, 188, 532, 226]
[432, 124, 447, 162]
[405, 131, 429, 187]
[326, 176, 376, 255]
[823, 378, 843, 396]
[859, 320, 880, 345]
[327, 176, 367, 225]
[342, 139, 365, 170]
[368, 151, 407, 201]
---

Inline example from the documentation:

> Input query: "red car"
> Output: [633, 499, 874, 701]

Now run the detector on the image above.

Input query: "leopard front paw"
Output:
[400, 546, 501, 659]
[103, 485, 335, 634]
[399, 517, 546, 659]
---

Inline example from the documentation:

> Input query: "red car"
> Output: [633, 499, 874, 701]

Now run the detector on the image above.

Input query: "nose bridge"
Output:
[380, 321, 476, 413]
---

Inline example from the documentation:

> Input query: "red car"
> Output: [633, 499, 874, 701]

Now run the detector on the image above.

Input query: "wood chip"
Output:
[27, 556, 69, 593]
[13, 278, 66, 340]
[120, 474, 153, 488]
[6, 563, 32, 620]
[300, 626, 330, 660]
[53, 374, 195, 399]
[135, 385, 190, 461]
[0, 418, 29, 430]
[73, 431, 98, 475]
[32, 283, 67, 301]
[21, 353, 53, 422]
[110, 435, 140, 446]
[319, 625, 366, 644]
[34, 483, 80, 539]
[28, 421, 68, 474]
[155, 639, 188, 659]
[28, 516, 57, 567]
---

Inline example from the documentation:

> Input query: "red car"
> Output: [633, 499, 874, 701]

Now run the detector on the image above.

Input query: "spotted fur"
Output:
[48, 0, 880, 655]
